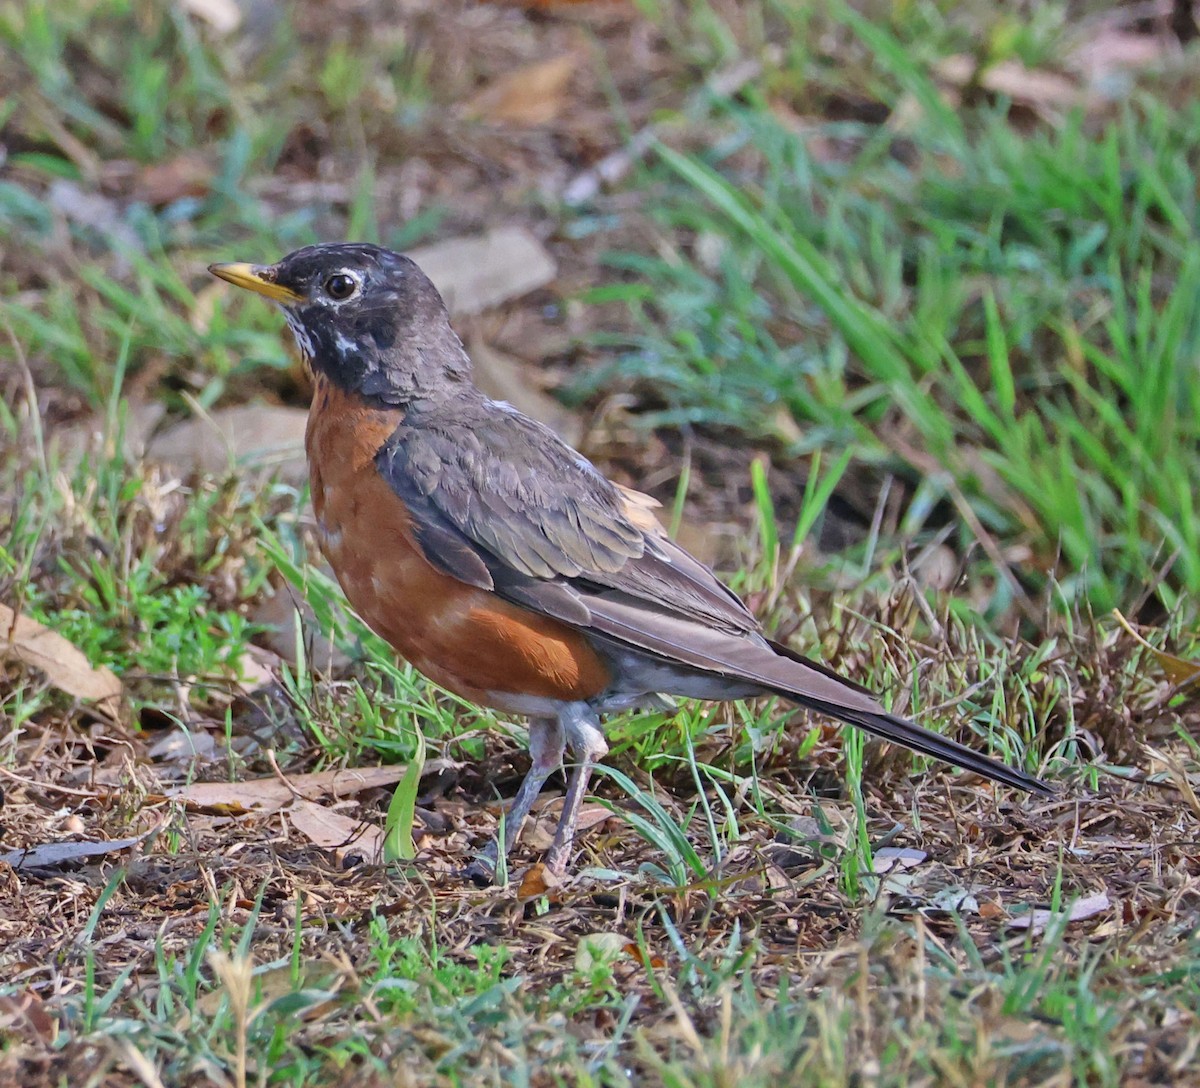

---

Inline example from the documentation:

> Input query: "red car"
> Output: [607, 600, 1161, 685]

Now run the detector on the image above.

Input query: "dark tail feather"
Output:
[803, 698, 1053, 795]
[763, 636, 1051, 795]
[583, 602, 1052, 795]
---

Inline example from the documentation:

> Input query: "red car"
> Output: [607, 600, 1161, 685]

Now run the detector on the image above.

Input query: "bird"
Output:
[209, 243, 1051, 880]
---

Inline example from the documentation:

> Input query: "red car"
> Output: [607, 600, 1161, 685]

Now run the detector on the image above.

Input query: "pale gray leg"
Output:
[544, 706, 609, 875]
[466, 716, 564, 883]
[501, 716, 565, 856]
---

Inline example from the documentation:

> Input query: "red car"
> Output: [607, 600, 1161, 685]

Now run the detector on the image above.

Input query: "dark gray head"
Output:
[209, 242, 472, 404]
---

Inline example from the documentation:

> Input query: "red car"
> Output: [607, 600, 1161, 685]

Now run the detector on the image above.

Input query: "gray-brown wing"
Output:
[374, 399, 760, 635]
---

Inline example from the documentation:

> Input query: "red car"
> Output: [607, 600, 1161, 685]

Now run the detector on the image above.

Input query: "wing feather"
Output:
[375, 399, 756, 633]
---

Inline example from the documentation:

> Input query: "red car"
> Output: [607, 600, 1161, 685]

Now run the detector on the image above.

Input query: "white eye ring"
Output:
[322, 270, 360, 301]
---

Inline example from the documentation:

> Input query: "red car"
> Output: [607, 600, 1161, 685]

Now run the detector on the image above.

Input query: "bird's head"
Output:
[209, 242, 471, 404]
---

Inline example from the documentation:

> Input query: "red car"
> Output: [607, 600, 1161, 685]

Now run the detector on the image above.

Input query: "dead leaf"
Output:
[517, 861, 561, 901]
[483, 0, 618, 7]
[190, 280, 225, 335]
[0, 827, 156, 872]
[1007, 891, 1111, 934]
[0, 990, 56, 1044]
[1069, 29, 1174, 88]
[1112, 609, 1200, 688]
[131, 152, 213, 205]
[47, 180, 142, 261]
[935, 55, 1081, 113]
[911, 543, 959, 593]
[671, 517, 724, 568]
[49, 400, 167, 467]
[230, 642, 279, 692]
[575, 931, 629, 972]
[524, 801, 614, 852]
[162, 764, 408, 815]
[464, 54, 577, 126]
[251, 576, 351, 673]
[624, 942, 665, 969]
[288, 799, 383, 863]
[563, 56, 762, 205]
[185, 962, 338, 1032]
[921, 887, 980, 916]
[146, 727, 219, 764]
[0, 603, 122, 710]
[872, 847, 928, 874]
[179, 0, 242, 34]
[409, 226, 558, 317]
[1144, 746, 1200, 822]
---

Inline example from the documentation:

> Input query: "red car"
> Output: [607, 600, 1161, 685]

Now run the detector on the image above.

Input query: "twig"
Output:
[266, 748, 305, 802]
[3, 315, 47, 478]
[562, 57, 765, 206]
[0, 765, 105, 799]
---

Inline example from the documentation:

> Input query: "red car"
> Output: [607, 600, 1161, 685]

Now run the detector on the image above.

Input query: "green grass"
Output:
[44, 852, 1191, 1087]
[1, 1, 1198, 1085]
[584, 5, 1200, 614]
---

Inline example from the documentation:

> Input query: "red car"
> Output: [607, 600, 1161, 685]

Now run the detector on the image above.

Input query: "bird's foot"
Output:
[460, 842, 500, 886]
[461, 858, 497, 886]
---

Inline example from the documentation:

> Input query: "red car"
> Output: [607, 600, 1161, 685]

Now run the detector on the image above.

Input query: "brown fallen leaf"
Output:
[162, 764, 408, 815]
[575, 931, 629, 972]
[626, 942, 666, 969]
[1006, 891, 1111, 935]
[287, 798, 384, 863]
[251, 574, 351, 673]
[1144, 746, 1200, 822]
[49, 400, 167, 467]
[183, 961, 340, 1032]
[935, 55, 1082, 114]
[517, 861, 562, 901]
[146, 726, 219, 764]
[483, 0, 623, 7]
[0, 989, 56, 1045]
[179, 0, 241, 34]
[871, 847, 928, 874]
[524, 801, 614, 852]
[1112, 609, 1200, 688]
[563, 57, 763, 205]
[1068, 28, 1174, 88]
[131, 152, 213, 206]
[464, 54, 577, 126]
[47, 180, 142, 261]
[0, 603, 122, 710]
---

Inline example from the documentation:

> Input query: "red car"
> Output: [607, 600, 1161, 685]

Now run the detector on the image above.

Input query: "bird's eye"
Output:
[323, 272, 358, 300]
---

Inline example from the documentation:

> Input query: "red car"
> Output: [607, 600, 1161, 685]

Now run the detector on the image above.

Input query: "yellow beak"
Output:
[208, 262, 305, 305]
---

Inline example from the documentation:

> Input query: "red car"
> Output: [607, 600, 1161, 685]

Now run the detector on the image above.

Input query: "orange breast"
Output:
[304, 378, 610, 709]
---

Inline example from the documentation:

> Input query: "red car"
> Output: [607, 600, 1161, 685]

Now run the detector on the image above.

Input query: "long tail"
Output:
[766, 639, 1052, 795]
[585, 598, 1053, 795]
[799, 697, 1051, 793]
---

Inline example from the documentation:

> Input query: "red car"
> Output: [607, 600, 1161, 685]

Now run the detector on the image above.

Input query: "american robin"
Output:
[210, 244, 1051, 879]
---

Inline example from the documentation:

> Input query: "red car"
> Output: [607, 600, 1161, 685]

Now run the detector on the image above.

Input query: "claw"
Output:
[460, 854, 498, 887]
